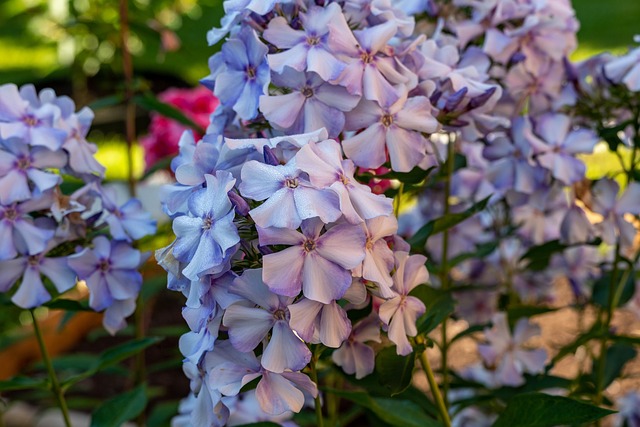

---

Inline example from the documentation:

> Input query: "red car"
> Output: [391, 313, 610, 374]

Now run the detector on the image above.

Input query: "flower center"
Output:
[98, 259, 110, 272]
[306, 36, 321, 46]
[27, 255, 40, 267]
[381, 114, 394, 127]
[23, 115, 38, 127]
[303, 239, 316, 253]
[361, 51, 374, 64]
[339, 174, 350, 185]
[3, 207, 17, 222]
[301, 86, 314, 98]
[16, 156, 31, 171]
[246, 66, 256, 79]
[202, 216, 214, 230]
[284, 177, 299, 189]
[365, 238, 374, 250]
[273, 308, 287, 321]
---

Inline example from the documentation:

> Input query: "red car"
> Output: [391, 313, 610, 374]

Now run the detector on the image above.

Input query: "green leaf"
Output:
[330, 389, 443, 427]
[591, 343, 637, 389]
[375, 346, 415, 396]
[410, 286, 455, 335]
[133, 94, 205, 134]
[492, 393, 614, 427]
[90, 384, 147, 427]
[550, 324, 603, 367]
[62, 337, 162, 388]
[408, 197, 490, 252]
[146, 401, 179, 427]
[592, 270, 636, 308]
[44, 299, 91, 311]
[451, 324, 486, 343]
[0, 376, 48, 392]
[448, 241, 498, 268]
[378, 166, 435, 184]
[520, 239, 602, 271]
[87, 94, 124, 110]
[233, 423, 281, 427]
[507, 306, 556, 325]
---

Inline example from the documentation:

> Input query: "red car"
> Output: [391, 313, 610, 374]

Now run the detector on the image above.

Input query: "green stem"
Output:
[31, 310, 72, 427]
[419, 351, 451, 427]
[310, 356, 324, 427]
[439, 135, 455, 408]
[595, 241, 620, 405]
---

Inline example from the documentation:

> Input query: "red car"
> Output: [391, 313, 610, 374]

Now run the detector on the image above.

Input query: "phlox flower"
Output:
[223, 269, 311, 373]
[207, 341, 318, 416]
[528, 114, 598, 185]
[477, 312, 547, 387]
[352, 215, 397, 296]
[239, 157, 341, 229]
[206, 26, 270, 120]
[260, 69, 360, 138]
[0, 138, 66, 204]
[328, 19, 409, 106]
[172, 171, 240, 281]
[343, 0, 415, 37]
[259, 218, 366, 304]
[225, 390, 297, 426]
[288, 297, 352, 348]
[343, 90, 438, 172]
[67, 235, 144, 312]
[264, 3, 347, 82]
[590, 179, 640, 248]
[511, 184, 569, 245]
[603, 46, 640, 92]
[379, 251, 429, 355]
[99, 185, 157, 242]
[0, 197, 56, 260]
[332, 314, 382, 379]
[0, 245, 76, 309]
[295, 139, 393, 223]
[613, 391, 640, 427]
[0, 84, 67, 150]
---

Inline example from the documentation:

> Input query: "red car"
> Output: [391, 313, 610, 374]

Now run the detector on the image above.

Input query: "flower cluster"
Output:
[156, 0, 640, 424]
[0, 83, 156, 334]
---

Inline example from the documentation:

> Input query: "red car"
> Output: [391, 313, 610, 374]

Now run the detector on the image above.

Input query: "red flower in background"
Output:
[141, 86, 218, 168]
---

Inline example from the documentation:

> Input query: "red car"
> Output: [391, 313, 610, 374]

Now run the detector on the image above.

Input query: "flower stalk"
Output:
[31, 310, 72, 427]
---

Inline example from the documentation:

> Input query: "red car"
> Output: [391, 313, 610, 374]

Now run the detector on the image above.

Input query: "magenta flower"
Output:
[378, 251, 428, 355]
[259, 219, 366, 304]
[223, 269, 311, 373]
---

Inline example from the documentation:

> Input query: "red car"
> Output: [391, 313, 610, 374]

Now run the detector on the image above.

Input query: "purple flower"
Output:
[343, 91, 438, 172]
[259, 219, 366, 304]
[260, 69, 360, 138]
[0, 84, 67, 150]
[99, 185, 157, 242]
[264, 3, 347, 82]
[328, 19, 408, 106]
[288, 297, 352, 348]
[239, 158, 341, 229]
[528, 114, 598, 185]
[477, 312, 547, 387]
[378, 251, 428, 355]
[172, 171, 240, 281]
[590, 179, 640, 248]
[60, 107, 105, 177]
[67, 235, 144, 311]
[207, 26, 270, 120]
[603, 46, 640, 91]
[295, 139, 393, 223]
[0, 138, 67, 204]
[352, 215, 397, 297]
[0, 198, 55, 260]
[0, 247, 76, 308]
[332, 314, 381, 379]
[223, 269, 311, 373]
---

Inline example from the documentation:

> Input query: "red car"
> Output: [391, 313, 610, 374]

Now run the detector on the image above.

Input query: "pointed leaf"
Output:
[90, 384, 147, 427]
[375, 346, 415, 396]
[492, 393, 614, 427]
[410, 286, 455, 335]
